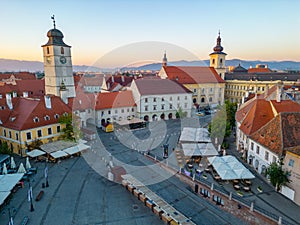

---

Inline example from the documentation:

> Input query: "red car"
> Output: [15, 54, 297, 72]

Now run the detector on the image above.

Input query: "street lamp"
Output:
[28, 180, 34, 212]
[2, 206, 16, 225]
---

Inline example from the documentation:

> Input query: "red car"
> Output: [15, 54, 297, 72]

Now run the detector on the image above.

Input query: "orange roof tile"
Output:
[248, 68, 271, 73]
[250, 112, 300, 155]
[71, 86, 95, 111]
[236, 97, 257, 122]
[270, 100, 300, 113]
[95, 90, 136, 110]
[2, 96, 71, 130]
[163, 66, 225, 84]
[239, 99, 274, 136]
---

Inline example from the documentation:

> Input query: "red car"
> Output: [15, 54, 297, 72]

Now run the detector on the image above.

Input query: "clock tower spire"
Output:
[42, 16, 75, 103]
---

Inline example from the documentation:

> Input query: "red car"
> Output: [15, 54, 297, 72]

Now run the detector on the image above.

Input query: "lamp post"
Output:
[2, 206, 16, 225]
[28, 180, 34, 212]
[45, 160, 49, 187]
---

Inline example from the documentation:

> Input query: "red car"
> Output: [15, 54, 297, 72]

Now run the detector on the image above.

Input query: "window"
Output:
[145, 106, 148, 111]
[170, 97, 172, 101]
[220, 58, 223, 64]
[288, 159, 295, 167]
[210, 88, 213, 93]
[115, 109, 118, 114]
[256, 146, 260, 154]
[162, 97, 164, 102]
[153, 97, 156, 102]
[209, 97, 212, 102]
[3, 130, 6, 137]
[9, 131, 12, 139]
[145, 98, 148, 103]
[108, 110, 111, 115]
[169, 104, 172, 109]
[26, 132, 32, 140]
[16, 133, 19, 141]
[37, 130, 42, 138]
[121, 109, 124, 113]
[201, 97, 205, 103]
[153, 105, 157, 110]
[57, 126, 61, 133]
[272, 156, 276, 163]
[33, 117, 39, 123]
[127, 108, 129, 112]
[101, 111, 104, 116]
[251, 142, 254, 150]
[265, 151, 269, 161]
[185, 96, 187, 100]
[177, 96, 180, 100]
[212, 59, 215, 65]
[161, 104, 165, 110]
[61, 47, 64, 54]
[131, 108, 134, 112]
[48, 128, 52, 135]
[202, 88, 205, 94]
[47, 47, 50, 54]
[184, 103, 187, 108]
[44, 115, 50, 121]
[54, 114, 59, 119]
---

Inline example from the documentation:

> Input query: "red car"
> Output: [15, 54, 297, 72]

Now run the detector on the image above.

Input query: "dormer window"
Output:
[63, 112, 68, 117]
[44, 115, 50, 121]
[0, 106, 5, 110]
[54, 114, 59, 119]
[33, 117, 39, 123]
[10, 117, 16, 122]
[61, 47, 64, 54]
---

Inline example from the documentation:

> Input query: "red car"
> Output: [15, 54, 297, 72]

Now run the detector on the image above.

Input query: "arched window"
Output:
[201, 97, 205, 103]
[61, 47, 64, 54]
[220, 58, 223, 63]
[47, 47, 50, 54]
[212, 59, 215, 65]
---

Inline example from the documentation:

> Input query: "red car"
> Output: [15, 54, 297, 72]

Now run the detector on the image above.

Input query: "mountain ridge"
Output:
[0, 58, 300, 73]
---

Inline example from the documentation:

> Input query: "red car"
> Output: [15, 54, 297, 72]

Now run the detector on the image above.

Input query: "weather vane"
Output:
[51, 15, 56, 29]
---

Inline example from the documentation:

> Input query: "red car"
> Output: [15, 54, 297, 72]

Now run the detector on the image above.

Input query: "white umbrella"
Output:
[2, 163, 7, 175]
[10, 157, 16, 169]
[17, 163, 26, 173]
[25, 157, 31, 169]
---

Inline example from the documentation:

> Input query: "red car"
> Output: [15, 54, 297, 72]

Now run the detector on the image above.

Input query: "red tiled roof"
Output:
[270, 100, 300, 113]
[71, 86, 95, 111]
[239, 99, 274, 135]
[250, 112, 300, 155]
[0, 72, 36, 80]
[133, 77, 192, 95]
[236, 97, 257, 122]
[248, 68, 271, 73]
[95, 90, 136, 110]
[2, 96, 71, 130]
[106, 75, 133, 87]
[163, 66, 225, 84]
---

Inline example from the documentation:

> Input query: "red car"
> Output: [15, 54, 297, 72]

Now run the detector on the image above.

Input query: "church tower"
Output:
[42, 16, 75, 103]
[209, 31, 227, 79]
[162, 51, 167, 67]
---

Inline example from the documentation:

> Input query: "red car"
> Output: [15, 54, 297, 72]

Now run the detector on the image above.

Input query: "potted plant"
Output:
[202, 174, 207, 179]
[257, 186, 263, 192]
[236, 191, 243, 197]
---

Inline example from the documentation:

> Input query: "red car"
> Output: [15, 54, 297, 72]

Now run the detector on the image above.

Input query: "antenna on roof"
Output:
[51, 15, 56, 29]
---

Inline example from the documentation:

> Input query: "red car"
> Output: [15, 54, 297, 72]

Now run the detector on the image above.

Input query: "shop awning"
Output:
[27, 149, 46, 158]
[50, 150, 68, 159]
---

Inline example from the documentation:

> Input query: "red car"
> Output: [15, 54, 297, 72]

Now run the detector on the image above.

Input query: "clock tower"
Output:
[42, 16, 75, 103]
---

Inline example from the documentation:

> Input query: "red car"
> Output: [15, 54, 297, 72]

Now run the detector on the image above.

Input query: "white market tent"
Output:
[179, 127, 211, 143]
[63, 143, 90, 155]
[17, 163, 26, 173]
[50, 151, 68, 159]
[0, 174, 24, 206]
[27, 149, 46, 158]
[182, 143, 218, 157]
[207, 155, 255, 180]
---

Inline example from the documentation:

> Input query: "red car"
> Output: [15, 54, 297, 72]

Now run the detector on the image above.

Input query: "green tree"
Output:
[0, 142, 12, 155]
[58, 114, 82, 141]
[27, 139, 43, 150]
[266, 160, 290, 192]
[176, 107, 187, 119]
[225, 100, 237, 129]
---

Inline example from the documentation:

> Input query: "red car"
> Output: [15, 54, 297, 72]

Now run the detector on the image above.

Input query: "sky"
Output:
[0, 0, 299, 67]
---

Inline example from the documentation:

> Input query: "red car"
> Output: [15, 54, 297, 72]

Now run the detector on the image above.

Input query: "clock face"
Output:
[60, 56, 67, 64]
[46, 57, 51, 64]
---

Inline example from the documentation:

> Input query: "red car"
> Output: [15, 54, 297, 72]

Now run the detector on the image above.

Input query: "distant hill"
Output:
[0, 58, 299, 73]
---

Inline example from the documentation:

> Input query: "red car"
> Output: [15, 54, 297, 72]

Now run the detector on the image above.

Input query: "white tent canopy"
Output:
[0, 191, 10, 205]
[10, 157, 16, 169]
[63, 143, 90, 155]
[50, 151, 68, 159]
[208, 155, 255, 180]
[27, 149, 46, 158]
[17, 163, 26, 173]
[25, 157, 31, 169]
[0, 174, 24, 192]
[2, 163, 7, 175]
[182, 143, 218, 157]
[179, 127, 211, 143]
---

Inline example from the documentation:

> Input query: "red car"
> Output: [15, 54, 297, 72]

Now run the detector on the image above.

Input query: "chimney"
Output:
[121, 75, 125, 83]
[6, 93, 13, 110]
[12, 91, 17, 98]
[276, 82, 282, 103]
[44, 95, 52, 109]
[23, 92, 28, 98]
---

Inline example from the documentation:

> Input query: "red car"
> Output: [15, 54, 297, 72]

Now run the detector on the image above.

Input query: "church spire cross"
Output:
[51, 15, 56, 29]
